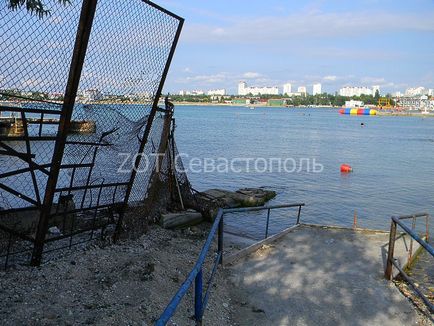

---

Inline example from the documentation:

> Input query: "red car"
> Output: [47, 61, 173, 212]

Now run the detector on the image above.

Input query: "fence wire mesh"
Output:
[0, 0, 183, 268]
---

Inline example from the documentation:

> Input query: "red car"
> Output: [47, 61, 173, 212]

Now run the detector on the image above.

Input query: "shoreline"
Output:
[173, 103, 434, 117]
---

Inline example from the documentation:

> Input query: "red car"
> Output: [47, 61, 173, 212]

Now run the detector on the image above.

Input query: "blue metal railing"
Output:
[155, 203, 304, 325]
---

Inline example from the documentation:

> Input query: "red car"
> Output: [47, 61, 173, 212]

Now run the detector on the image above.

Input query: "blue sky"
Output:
[160, 0, 434, 94]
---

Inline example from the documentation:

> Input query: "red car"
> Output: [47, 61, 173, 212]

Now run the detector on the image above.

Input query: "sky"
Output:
[159, 0, 434, 95]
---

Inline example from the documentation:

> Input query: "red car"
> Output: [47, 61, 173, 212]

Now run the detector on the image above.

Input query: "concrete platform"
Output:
[226, 224, 426, 326]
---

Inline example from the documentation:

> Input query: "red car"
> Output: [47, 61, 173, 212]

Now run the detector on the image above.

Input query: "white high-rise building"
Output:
[312, 83, 322, 95]
[207, 89, 226, 96]
[238, 81, 279, 96]
[339, 86, 373, 97]
[82, 89, 102, 101]
[238, 81, 247, 96]
[405, 87, 426, 96]
[297, 86, 307, 95]
[178, 90, 205, 96]
[283, 83, 292, 95]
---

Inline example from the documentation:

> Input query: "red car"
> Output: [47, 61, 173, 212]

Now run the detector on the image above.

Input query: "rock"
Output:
[201, 188, 276, 208]
[160, 211, 203, 229]
[48, 226, 62, 235]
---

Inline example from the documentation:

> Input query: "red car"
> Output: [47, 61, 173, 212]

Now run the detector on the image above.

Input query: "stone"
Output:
[201, 188, 276, 208]
[160, 211, 203, 229]
[48, 226, 62, 235]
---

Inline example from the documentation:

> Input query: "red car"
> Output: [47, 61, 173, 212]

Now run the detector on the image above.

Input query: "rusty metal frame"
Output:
[385, 213, 434, 313]
[30, 0, 99, 266]
[0, 0, 184, 268]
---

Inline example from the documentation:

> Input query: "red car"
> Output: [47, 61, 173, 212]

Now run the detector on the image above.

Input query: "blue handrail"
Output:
[155, 208, 224, 326]
[155, 203, 304, 325]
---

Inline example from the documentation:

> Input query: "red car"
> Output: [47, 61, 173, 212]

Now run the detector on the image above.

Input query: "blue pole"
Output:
[195, 269, 203, 325]
[265, 208, 270, 239]
[218, 214, 224, 264]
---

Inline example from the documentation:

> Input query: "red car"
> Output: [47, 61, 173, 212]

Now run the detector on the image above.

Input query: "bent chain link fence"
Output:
[0, 0, 183, 268]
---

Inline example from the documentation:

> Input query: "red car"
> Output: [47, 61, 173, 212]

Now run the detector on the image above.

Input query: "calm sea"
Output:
[175, 105, 434, 239]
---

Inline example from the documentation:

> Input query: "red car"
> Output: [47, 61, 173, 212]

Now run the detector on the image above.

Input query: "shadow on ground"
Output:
[226, 225, 424, 326]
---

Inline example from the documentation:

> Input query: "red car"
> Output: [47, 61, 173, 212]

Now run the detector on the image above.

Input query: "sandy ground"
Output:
[0, 224, 233, 326]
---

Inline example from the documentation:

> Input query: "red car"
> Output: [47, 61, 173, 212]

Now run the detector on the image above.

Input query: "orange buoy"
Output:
[340, 164, 353, 173]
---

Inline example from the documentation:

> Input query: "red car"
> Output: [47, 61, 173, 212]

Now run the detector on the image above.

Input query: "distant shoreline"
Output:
[172, 102, 339, 108]
[172, 103, 434, 117]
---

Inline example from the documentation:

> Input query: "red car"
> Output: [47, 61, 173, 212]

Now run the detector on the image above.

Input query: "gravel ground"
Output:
[0, 224, 233, 326]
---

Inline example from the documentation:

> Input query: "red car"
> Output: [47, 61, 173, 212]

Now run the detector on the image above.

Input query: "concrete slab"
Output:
[227, 224, 425, 326]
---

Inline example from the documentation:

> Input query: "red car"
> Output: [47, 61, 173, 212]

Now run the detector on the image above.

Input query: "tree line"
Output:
[168, 90, 394, 107]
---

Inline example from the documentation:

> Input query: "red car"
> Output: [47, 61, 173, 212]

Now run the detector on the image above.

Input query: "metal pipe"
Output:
[223, 203, 305, 214]
[194, 269, 203, 325]
[202, 251, 222, 310]
[156, 209, 223, 325]
[385, 220, 397, 280]
[392, 259, 434, 313]
[396, 212, 429, 220]
[0, 106, 61, 114]
[392, 216, 434, 257]
[408, 216, 416, 262]
[38, 113, 44, 136]
[20, 112, 41, 205]
[296, 205, 302, 225]
[218, 214, 223, 265]
[265, 208, 270, 239]
[54, 182, 129, 193]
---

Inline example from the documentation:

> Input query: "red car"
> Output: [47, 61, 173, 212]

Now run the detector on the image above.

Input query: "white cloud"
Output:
[182, 11, 434, 44]
[182, 73, 229, 84]
[323, 75, 337, 81]
[242, 72, 262, 79]
[360, 76, 386, 84]
[212, 28, 225, 36]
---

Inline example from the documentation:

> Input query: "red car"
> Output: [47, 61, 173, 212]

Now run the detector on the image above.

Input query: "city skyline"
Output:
[175, 82, 434, 97]
[160, 0, 434, 95]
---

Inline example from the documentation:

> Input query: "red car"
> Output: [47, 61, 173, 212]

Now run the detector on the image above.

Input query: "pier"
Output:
[0, 116, 96, 136]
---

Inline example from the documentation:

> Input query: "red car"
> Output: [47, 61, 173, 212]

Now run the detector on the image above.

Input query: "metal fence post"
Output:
[296, 205, 302, 225]
[31, 0, 99, 266]
[265, 208, 270, 239]
[218, 213, 224, 265]
[408, 216, 416, 262]
[385, 219, 397, 280]
[195, 268, 203, 325]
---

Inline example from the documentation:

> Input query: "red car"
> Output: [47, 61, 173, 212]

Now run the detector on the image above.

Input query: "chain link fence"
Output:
[0, 0, 184, 268]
